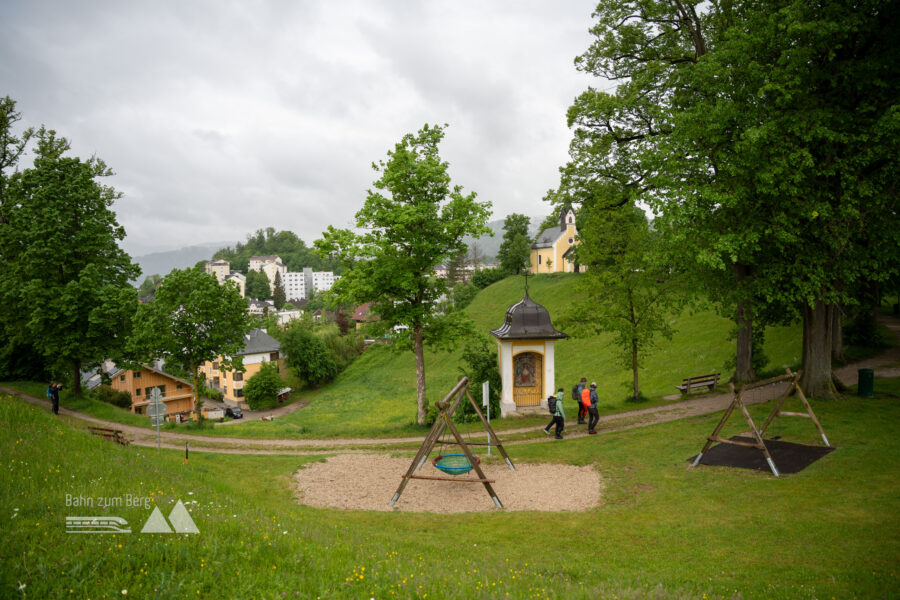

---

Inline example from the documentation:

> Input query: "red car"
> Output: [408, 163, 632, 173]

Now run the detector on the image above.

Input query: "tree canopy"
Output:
[127, 266, 251, 420]
[0, 122, 139, 394]
[556, 0, 900, 397]
[496, 213, 531, 275]
[316, 123, 492, 424]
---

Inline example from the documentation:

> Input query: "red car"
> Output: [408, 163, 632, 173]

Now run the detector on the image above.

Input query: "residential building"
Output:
[203, 328, 287, 409]
[283, 271, 307, 301]
[249, 255, 287, 293]
[225, 272, 246, 297]
[108, 365, 195, 420]
[204, 259, 231, 284]
[352, 302, 378, 330]
[247, 299, 275, 316]
[312, 270, 338, 292]
[530, 206, 582, 274]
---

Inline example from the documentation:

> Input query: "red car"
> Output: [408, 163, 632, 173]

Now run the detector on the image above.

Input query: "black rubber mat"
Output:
[688, 436, 835, 474]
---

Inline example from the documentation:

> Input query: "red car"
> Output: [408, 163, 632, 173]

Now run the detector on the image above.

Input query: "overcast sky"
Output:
[1, 0, 600, 257]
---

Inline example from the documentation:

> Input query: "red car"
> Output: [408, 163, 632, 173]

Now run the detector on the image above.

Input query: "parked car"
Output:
[225, 407, 243, 419]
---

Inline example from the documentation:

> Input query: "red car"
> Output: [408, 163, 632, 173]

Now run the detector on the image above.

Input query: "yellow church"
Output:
[530, 206, 581, 274]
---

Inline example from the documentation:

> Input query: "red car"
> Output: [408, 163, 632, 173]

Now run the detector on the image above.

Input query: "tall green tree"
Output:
[138, 274, 161, 298]
[245, 269, 271, 300]
[445, 249, 469, 285]
[0, 96, 33, 218]
[559, 0, 900, 397]
[566, 197, 681, 401]
[316, 124, 492, 425]
[127, 266, 251, 421]
[272, 271, 286, 309]
[0, 128, 140, 394]
[496, 213, 531, 275]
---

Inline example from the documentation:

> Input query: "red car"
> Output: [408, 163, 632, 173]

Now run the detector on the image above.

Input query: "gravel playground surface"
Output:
[293, 454, 603, 513]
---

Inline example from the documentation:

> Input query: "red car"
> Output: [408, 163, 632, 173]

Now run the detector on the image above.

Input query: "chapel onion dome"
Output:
[490, 292, 569, 340]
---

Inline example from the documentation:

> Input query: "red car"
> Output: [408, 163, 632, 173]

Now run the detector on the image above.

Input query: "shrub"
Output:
[456, 335, 502, 421]
[243, 362, 285, 410]
[94, 385, 132, 409]
[281, 323, 339, 387]
[471, 267, 505, 290]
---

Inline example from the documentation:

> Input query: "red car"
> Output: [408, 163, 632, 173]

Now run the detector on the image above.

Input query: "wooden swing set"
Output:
[389, 377, 516, 509]
[690, 368, 831, 477]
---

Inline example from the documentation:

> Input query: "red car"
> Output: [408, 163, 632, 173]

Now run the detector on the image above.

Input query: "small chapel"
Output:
[490, 282, 568, 417]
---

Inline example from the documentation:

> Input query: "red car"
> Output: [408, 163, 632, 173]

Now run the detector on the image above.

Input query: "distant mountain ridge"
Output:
[131, 241, 236, 283]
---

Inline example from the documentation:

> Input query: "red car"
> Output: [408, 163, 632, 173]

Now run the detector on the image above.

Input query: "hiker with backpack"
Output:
[543, 388, 566, 439]
[587, 382, 600, 434]
[572, 377, 587, 424]
[47, 381, 62, 415]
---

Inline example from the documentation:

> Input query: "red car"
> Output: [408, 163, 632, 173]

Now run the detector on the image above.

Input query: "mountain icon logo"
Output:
[140, 500, 199, 534]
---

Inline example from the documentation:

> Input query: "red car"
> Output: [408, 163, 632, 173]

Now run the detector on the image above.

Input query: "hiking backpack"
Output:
[548, 396, 558, 415]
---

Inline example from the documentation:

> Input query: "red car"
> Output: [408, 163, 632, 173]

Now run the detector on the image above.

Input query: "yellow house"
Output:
[203, 328, 288, 409]
[530, 206, 582, 274]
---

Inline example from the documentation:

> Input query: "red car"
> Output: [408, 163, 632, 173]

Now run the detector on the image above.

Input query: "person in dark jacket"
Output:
[49, 381, 62, 415]
[587, 382, 600, 434]
[573, 377, 587, 424]
[542, 389, 566, 439]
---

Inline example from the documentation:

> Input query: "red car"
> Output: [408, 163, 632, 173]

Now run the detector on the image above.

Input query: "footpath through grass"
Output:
[2, 380, 898, 599]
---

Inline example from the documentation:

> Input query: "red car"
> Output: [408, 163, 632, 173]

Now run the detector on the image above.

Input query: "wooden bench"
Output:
[676, 373, 720, 394]
[88, 426, 132, 446]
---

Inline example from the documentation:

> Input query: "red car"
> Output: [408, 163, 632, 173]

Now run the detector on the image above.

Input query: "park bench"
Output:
[676, 373, 720, 395]
[88, 426, 132, 446]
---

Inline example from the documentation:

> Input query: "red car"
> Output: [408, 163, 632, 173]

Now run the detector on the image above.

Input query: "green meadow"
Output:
[2, 376, 898, 599]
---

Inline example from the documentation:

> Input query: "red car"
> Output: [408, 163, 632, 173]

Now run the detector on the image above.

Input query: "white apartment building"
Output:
[312, 270, 339, 292]
[282, 271, 307, 302]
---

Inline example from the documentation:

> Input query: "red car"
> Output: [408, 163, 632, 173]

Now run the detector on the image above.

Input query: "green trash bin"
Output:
[858, 368, 874, 397]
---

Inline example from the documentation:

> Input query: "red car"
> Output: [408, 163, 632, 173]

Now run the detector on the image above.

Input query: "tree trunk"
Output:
[71, 358, 82, 397]
[631, 337, 639, 401]
[733, 264, 755, 383]
[800, 298, 839, 399]
[192, 364, 204, 423]
[414, 324, 427, 425]
[735, 301, 755, 383]
[831, 303, 844, 363]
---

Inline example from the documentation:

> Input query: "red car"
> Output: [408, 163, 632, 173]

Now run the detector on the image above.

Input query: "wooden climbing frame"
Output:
[690, 368, 830, 477]
[389, 377, 515, 508]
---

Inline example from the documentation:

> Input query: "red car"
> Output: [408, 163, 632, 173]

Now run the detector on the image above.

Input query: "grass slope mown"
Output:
[1, 274, 802, 438]
[2, 380, 899, 599]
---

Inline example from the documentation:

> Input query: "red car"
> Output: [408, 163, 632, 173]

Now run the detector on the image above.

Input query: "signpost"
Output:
[146, 388, 167, 454]
[482, 381, 490, 458]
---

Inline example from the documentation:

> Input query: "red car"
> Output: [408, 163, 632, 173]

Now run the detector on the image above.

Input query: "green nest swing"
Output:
[432, 453, 480, 476]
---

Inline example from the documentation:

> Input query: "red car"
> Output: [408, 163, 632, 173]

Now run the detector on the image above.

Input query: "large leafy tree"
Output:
[245, 269, 271, 300]
[565, 196, 682, 401]
[0, 127, 139, 394]
[127, 266, 251, 421]
[559, 0, 900, 397]
[316, 124, 492, 425]
[496, 213, 531, 275]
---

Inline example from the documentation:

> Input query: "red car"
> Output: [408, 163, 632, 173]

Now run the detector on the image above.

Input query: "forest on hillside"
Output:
[212, 227, 342, 274]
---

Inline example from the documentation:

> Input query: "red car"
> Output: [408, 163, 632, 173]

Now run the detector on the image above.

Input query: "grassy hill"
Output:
[1, 273, 802, 439]
[2, 381, 898, 598]
[207, 273, 801, 438]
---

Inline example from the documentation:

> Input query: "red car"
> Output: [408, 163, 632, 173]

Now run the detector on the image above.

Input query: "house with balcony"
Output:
[203, 328, 287, 409]
[107, 365, 195, 420]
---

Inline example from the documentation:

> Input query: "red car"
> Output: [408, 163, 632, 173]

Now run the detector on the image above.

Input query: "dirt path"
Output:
[3, 314, 898, 455]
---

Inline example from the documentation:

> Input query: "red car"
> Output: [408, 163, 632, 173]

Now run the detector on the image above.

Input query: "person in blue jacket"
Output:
[587, 382, 600, 434]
